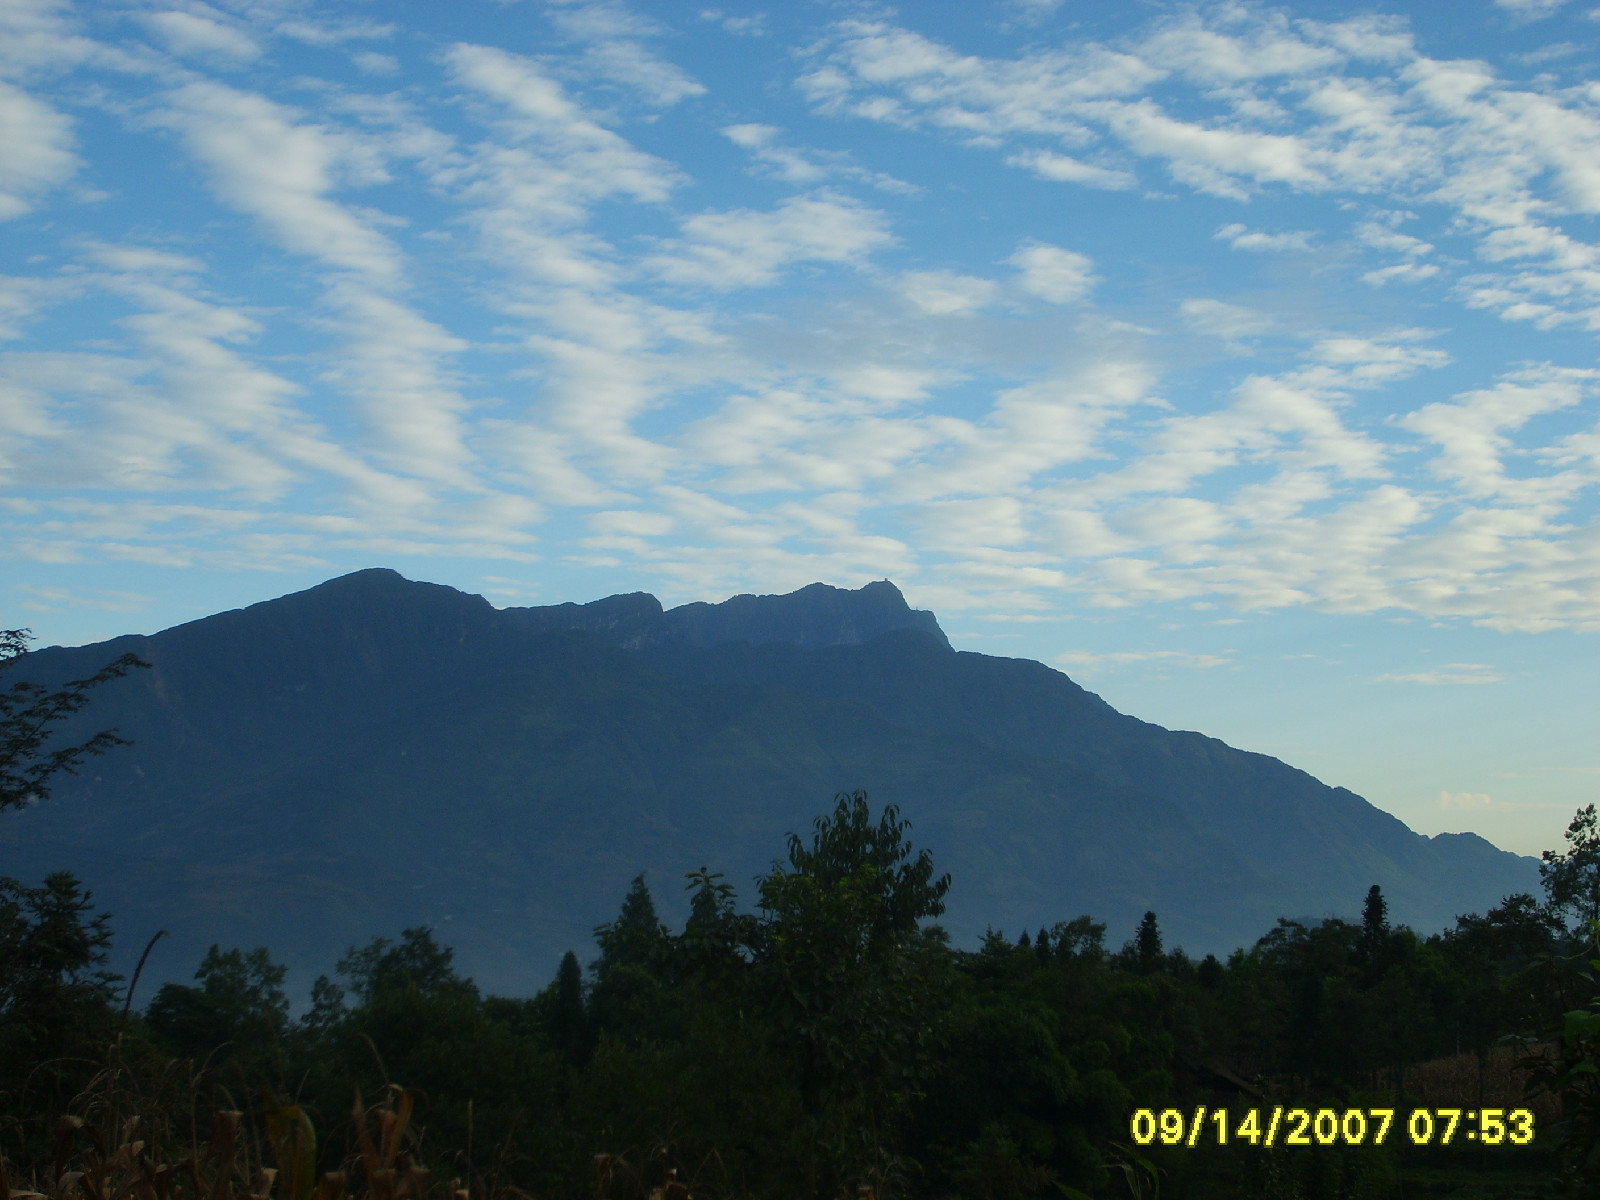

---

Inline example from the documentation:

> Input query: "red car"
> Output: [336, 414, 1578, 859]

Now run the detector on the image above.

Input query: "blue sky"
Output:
[3, 0, 1597, 860]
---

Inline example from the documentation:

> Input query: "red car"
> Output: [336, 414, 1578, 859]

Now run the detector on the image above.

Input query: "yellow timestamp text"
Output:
[1129, 1106, 1535, 1148]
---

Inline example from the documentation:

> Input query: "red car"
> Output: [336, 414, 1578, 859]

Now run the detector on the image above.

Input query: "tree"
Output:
[0, 632, 143, 1101]
[1359, 884, 1390, 979]
[1543, 805, 1600, 932]
[673, 866, 755, 986]
[1, 627, 148, 814]
[592, 873, 671, 978]
[0, 872, 122, 1104]
[1361, 884, 1388, 939]
[1050, 916, 1106, 961]
[753, 790, 953, 1197]
[541, 949, 590, 1067]
[145, 945, 290, 1060]
[336, 926, 469, 1003]
[1134, 912, 1162, 973]
[589, 876, 684, 1046]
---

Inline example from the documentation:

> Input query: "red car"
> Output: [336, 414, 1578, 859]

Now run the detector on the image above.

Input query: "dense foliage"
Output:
[0, 629, 1594, 1198]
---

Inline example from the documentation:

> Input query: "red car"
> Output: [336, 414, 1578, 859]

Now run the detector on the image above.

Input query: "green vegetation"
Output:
[0, 627, 1590, 1198]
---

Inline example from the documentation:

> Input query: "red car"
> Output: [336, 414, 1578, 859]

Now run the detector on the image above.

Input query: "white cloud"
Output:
[0, 80, 76, 220]
[141, 9, 258, 61]
[0, 0, 103, 78]
[1363, 261, 1440, 286]
[1215, 223, 1314, 252]
[5, 0, 1600, 639]
[1180, 298, 1272, 341]
[277, 18, 396, 46]
[1380, 664, 1504, 685]
[649, 192, 892, 289]
[1010, 243, 1097, 303]
[1400, 364, 1594, 502]
[1056, 648, 1233, 672]
[722, 123, 913, 192]
[547, 0, 706, 107]
[157, 82, 401, 279]
[1493, 0, 1572, 17]
[1439, 789, 1495, 809]
[15, 583, 151, 614]
[1138, 11, 1343, 83]
[801, 11, 1600, 329]
[353, 51, 399, 75]
[1005, 149, 1136, 190]
[900, 270, 998, 315]
[445, 43, 679, 210]
[0, 273, 75, 339]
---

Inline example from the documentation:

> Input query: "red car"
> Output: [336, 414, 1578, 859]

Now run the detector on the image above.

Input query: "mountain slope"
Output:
[0, 569, 1539, 1002]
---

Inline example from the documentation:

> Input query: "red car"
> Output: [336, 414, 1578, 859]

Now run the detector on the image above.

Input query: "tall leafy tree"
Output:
[753, 790, 953, 1198]
[1543, 804, 1600, 932]
[0, 628, 148, 814]
[145, 945, 290, 1061]
[0, 630, 144, 1113]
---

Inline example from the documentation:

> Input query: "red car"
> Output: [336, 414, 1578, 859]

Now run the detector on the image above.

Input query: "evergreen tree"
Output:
[1035, 927, 1051, 967]
[1135, 911, 1162, 973]
[592, 873, 670, 978]
[1359, 884, 1390, 977]
[546, 949, 589, 1066]
[1361, 884, 1388, 939]
[0, 872, 119, 1045]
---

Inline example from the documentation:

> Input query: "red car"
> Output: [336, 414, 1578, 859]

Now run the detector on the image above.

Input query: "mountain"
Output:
[0, 569, 1539, 1004]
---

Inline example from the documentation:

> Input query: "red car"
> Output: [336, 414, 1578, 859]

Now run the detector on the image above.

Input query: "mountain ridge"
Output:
[2, 568, 1539, 1003]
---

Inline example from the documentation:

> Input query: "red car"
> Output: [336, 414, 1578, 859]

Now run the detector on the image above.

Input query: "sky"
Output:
[2, 0, 1597, 861]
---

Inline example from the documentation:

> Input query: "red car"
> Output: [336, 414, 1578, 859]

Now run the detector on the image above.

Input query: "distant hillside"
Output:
[0, 568, 1539, 1002]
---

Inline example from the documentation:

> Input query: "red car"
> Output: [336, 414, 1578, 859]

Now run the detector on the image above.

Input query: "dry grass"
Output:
[1386, 1042, 1560, 1127]
[0, 1050, 475, 1200]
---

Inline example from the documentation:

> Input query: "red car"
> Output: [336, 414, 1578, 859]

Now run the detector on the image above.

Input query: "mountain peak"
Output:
[663, 579, 949, 651]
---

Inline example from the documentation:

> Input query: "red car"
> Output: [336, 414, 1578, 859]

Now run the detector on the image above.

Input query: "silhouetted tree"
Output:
[1134, 912, 1162, 973]
[1543, 804, 1600, 932]
[146, 945, 289, 1061]
[338, 925, 468, 1003]
[545, 949, 590, 1066]
[0, 872, 121, 1112]
[592, 873, 670, 978]
[0, 632, 142, 1116]
[1051, 916, 1106, 961]
[1361, 884, 1388, 939]
[754, 790, 953, 1197]
[1359, 883, 1390, 979]
[1, 627, 148, 814]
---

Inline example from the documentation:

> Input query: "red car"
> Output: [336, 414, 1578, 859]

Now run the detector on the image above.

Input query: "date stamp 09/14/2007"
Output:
[1129, 1106, 1537, 1149]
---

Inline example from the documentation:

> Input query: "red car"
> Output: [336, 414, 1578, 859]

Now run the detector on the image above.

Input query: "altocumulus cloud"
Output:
[0, 0, 1597, 638]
